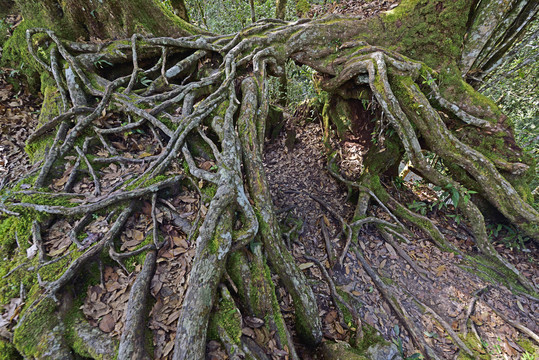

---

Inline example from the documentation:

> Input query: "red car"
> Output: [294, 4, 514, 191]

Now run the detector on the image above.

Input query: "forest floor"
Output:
[1, 1, 538, 359]
[1, 66, 537, 359]
[263, 113, 539, 359]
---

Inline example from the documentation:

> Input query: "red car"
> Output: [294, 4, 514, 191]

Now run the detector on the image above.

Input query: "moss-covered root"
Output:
[316, 341, 369, 360]
[238, 76, 322, 345]
[173, 210, 233, 360]
[209, 286, 247, 359]
[13, 296, 73, 359]
[227, 248, 299, 359]
[360, 174, 457, 253]
[117, 250, 157, 360]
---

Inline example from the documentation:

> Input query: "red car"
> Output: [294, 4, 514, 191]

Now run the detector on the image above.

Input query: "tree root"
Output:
[352, 247, 441, 360]
[118, 250, 156, 360]
[1, 20, 536, 359]
[480, 291, 539, 345]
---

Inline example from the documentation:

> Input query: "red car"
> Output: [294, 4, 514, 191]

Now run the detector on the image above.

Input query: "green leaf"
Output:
[451, 190, 459, 208]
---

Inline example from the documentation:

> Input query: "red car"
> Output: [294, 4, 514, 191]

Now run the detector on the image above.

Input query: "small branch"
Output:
[124, 34, 141, 95]
[75, 145, 101, 196]
[92, 155, 160, 164]
[69, 213, 93, 248]
[2, 263, 30, 279]
[305, 255, 360, 331]
[94, 118, 145, 135]
[463, 287, 488, 338]
[11, 176, 183, 216]
[32, 221, 47, 263]
[379, 228, 430, 281]
[27, 107, 93, 143]
[95, 131, 118, 156]
[352, 246, 441, 360]
[320, 219, 334, 267]
[151, 194, 162, 248]
[110, 243, 156, 260]
[118, 250, 157, 359]
[182, 144, 219, 184]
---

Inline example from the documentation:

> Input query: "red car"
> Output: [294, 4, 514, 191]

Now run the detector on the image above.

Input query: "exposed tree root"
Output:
[480, 291, 539, 345]
[0, 16, 536, 359]
[352, 247, 441, 360]
[118, 250, 156, 360]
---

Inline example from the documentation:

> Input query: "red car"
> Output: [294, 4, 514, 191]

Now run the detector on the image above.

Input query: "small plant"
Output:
[93, 55, 113, 69]
[392, 325, 423, 360]
[140, 76, 152, 87]
[500, 225, 530, 251]
[487, 223, 503, 238]
[487, 223, 530, 251]
[421, 74, 436, 86]
[446, 213, 463, 225]
[393, 176, 405, 190]
[433, 183, 476, 209]
[522, 351, 535, 360]
[408, 200, 427, 215]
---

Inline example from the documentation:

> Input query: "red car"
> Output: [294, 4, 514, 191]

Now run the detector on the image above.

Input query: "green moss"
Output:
[335, 289, 355, 326]
[13, 295, 60, 358]
[208, 287, 242, 344]
[462, 254, 538, 297]
[0, 339, 22, 360]
[379, 0, 472, 68]
[158, 114, 179, 131]
[123, 235, 154, 272]
[457, 333, 490, 360]
[517, 338, 537, 357]
[354, 323, 388, 353]
[437, 66, 500, 120]
[63, 263, 117, 359]
[201, 184, 217, 203]
[125, 174, 169, 191]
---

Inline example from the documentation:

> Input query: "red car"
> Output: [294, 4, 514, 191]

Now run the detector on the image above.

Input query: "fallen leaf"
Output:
[244, 316, 264, 328]
[299, 262, 314, 270]
[98, 314, 115, 333]
[435, 265, 446, 277]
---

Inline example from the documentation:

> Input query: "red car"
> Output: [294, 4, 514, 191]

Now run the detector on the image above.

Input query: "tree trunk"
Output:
[1, 1, 538, 360]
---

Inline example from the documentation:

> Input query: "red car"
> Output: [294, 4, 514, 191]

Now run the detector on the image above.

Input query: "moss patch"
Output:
[208, 287, 242, 344]
[0, 339, 22, 360]
[13, 295, 59, 358]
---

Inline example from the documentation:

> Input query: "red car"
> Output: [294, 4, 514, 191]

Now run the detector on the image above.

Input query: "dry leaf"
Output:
[98, 314, 115, 333]
[298, 262, 314, 270]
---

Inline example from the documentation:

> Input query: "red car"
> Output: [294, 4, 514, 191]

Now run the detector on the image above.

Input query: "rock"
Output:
[365, 342, 402, 360]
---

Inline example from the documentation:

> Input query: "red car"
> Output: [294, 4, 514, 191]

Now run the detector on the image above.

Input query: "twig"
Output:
[75, 145, 101, 196]
[463, 287, 488, 338]
[11, 176, 183, 216]
[32, 221, 47, 263]
[407, 291, 476, 359]
[379, 228, 430, 281]
[151, 194, 162, 248]
[320, 219, 334, 267]
[2, 263, 30, 279]
[26, 107, 93, 143]
[304, 255, 360, 331]
[68, 213, 93, 248]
